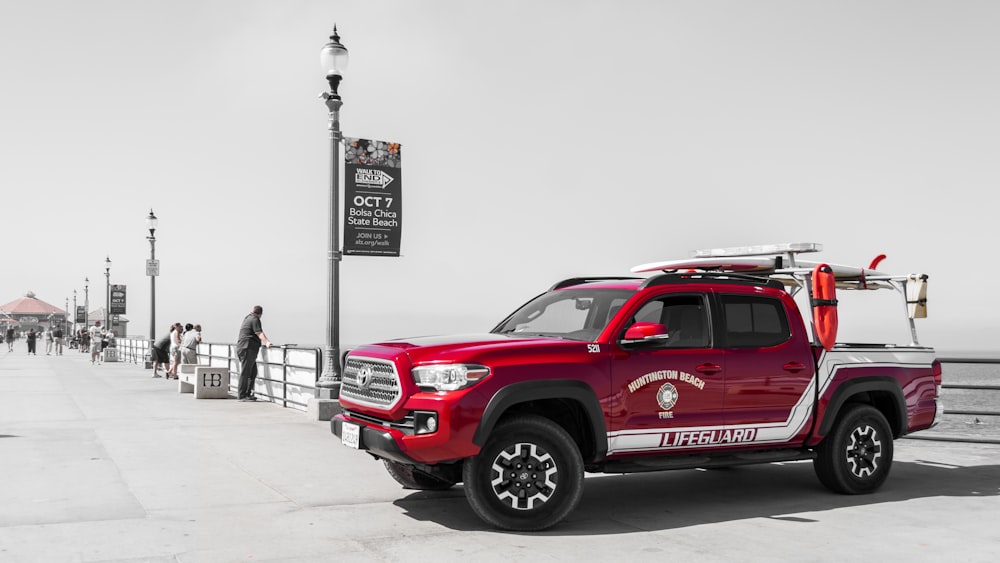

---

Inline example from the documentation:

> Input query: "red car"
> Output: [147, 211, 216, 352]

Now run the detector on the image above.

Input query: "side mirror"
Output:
[621, 322, 670, 346]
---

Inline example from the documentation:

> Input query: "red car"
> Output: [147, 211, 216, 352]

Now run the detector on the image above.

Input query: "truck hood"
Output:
[350, 333, 581, 365]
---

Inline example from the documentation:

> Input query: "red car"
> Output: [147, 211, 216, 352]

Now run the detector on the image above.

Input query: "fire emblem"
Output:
[656, 382, 678, 410]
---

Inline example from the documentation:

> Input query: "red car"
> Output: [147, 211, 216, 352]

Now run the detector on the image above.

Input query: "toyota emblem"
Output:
[356, 366, 373, 389]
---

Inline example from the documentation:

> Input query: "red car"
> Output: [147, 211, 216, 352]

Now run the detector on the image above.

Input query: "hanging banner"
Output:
[76, 306, 86, 323]
[110, 284, 127, 314]
[343, 138, 402, 256]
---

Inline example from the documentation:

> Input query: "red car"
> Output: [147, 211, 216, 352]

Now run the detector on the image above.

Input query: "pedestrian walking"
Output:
[180, 323, 202, 365]
[53, 325, 64, 355]
[5, 327, 14, 352]
[236, 306, 271, 402]
[26, 328, 37, 355]
[88, 321, 103, 364]
[44, 327, 53, 355]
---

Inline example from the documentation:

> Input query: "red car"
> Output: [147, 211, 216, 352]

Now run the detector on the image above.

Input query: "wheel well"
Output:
[841, 391, 904, 437]
[496, 399, 597, 462]
[818, 377, 908, 439]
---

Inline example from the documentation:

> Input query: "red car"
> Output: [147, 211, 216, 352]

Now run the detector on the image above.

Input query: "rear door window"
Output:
[719, 294, 790, 348]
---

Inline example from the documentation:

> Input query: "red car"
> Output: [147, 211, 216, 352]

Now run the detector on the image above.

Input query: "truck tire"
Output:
[383, 460, 456, 491]
[462, 414, 584, 531]
[814, 404, 894, 494]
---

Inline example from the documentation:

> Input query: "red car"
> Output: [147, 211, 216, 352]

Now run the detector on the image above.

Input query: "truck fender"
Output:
[817, 376, 907, 438]
[473, 379, 608, 460]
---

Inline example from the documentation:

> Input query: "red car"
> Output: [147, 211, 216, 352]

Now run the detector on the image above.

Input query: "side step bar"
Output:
[593, 448, 816, 474]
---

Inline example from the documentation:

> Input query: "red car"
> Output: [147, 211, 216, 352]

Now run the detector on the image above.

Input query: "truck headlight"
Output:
[412, 364, 491, 391]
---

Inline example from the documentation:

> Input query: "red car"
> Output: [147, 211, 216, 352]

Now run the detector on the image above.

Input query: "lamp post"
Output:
[147, 210, 158, 366]
[316, 25, 349, 400]
[84, 278, 89, 328]
[72, 290, 77, 334]
[104, 256, 111, 332]
[65, 297, 69, 334]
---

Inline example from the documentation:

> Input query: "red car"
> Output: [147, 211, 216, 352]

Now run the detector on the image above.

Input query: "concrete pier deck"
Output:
[1, 350, 999, 562]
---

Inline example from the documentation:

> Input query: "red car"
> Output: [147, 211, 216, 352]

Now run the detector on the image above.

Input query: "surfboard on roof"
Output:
[630, 242, 889, 281]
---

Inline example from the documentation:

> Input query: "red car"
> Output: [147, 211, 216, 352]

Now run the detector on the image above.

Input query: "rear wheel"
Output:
[462, 414, 584, 531]
[383, 460, 456, 491]
[814, 404, 894, 494]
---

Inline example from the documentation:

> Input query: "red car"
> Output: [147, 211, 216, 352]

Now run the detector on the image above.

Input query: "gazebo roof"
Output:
[0, 292, 66, 315]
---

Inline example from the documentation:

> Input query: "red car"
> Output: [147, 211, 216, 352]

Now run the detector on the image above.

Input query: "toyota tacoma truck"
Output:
[332, 243, 941, 531]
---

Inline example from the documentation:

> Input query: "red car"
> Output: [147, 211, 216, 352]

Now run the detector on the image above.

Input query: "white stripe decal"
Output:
[606, 348, 935, 454]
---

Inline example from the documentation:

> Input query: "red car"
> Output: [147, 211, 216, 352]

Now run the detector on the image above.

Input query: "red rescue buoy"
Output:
[811, 263, 838, 351]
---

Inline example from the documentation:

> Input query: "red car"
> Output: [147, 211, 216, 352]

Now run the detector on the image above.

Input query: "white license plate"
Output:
[342, 422, 360, 449]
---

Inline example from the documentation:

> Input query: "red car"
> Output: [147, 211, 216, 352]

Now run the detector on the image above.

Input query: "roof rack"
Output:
[640, 272, 785, 291]
[549, 276, 642, 291]
[632, 242, 929, 345]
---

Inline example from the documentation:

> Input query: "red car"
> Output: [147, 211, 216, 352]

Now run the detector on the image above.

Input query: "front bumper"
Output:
[332, 416, 414, 465]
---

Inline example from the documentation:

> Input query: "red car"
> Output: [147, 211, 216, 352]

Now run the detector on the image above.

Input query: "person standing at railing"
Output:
[236, 305, 271, 402]
[167, 322, 182, 378]
[151, 327, 172, 378]
[181, 323, 202, 365]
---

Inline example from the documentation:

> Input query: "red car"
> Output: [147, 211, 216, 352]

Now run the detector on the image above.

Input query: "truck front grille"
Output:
[340, 357, 402, 409]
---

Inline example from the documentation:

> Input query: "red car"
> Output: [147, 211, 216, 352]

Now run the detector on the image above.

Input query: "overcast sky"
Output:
[1, 1, 997, 352]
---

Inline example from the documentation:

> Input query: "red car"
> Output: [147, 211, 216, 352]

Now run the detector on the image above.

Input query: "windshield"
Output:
[493, 288, 635, 341]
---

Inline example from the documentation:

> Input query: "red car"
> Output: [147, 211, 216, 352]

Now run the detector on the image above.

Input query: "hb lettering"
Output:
[202, 373, 223, 387]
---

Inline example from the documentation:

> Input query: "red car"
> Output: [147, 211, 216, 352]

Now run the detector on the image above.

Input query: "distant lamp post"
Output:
[84, 278, 89, 327]
[104, 256, 111, 331]
[317, 25, 349, 399]
[146, 210, 158, 367]
[72, 290, 77, 333]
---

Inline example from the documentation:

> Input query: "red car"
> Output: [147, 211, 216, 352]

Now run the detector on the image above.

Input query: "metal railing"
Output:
[903, 356, 1000, 445]
[938, 356, 1000, 417]
[115, 338, 323, 411]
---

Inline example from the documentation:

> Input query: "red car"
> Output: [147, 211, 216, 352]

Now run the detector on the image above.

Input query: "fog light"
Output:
[414, 411, 438, 435]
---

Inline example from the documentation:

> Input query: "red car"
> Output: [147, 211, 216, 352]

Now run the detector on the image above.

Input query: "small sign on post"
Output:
[146, 259, 160, 277]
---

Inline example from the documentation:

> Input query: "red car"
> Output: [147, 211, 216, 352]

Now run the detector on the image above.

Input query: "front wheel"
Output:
[814, 404, 894, 494]
[462, 414, 584, 531]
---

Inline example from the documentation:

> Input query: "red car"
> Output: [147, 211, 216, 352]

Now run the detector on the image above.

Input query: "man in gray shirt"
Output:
[236, 305, 272, 401]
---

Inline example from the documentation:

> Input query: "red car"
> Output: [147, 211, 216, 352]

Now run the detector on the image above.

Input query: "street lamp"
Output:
[147, 209, 158, 367]
[84, 278, 89, 328]
[317, 25, 349, 400]
[104, 256, 111, 332]
[72, 290, 77, 334]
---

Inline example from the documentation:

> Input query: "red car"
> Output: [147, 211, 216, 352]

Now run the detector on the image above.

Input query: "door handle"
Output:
[783, 362, 806, 373]
[696, 363, 722, 375]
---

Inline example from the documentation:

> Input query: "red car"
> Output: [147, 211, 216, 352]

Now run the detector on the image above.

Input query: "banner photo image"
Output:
[343, 138, 402, 257]
[110, 285, 127, 314]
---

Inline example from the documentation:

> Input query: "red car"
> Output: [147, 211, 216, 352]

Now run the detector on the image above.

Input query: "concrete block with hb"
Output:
[177, 364, 231, 399]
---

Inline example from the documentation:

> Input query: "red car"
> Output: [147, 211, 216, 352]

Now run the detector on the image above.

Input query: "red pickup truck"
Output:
[332, 243, 941, 530]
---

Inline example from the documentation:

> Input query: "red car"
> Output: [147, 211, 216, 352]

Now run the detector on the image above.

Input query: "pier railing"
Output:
[114, 338, 323, 411]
